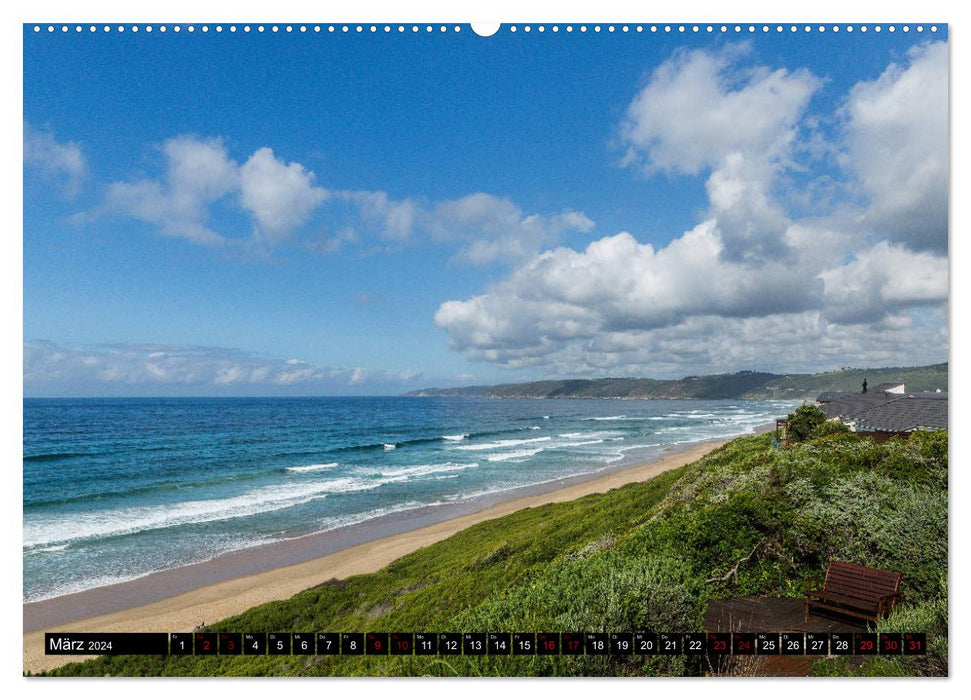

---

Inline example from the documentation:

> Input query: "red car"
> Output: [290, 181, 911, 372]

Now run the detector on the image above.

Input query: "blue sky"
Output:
[23, 23, 949, 396]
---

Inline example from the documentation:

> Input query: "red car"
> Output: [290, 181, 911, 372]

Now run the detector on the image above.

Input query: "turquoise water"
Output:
[23, 396, 797, 602]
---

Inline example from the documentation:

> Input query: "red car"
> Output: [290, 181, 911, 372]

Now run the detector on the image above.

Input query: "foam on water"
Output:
[370, 462, 478, 480]
[27, 571, 156, 603]
[23, 476, 382, 550]
[23, 396, 799, 601]
[453, 436, 552, 451]
[286, 462, 339, 473]
[558, 431, 622, 440]
[485, 447, 548, 462]
[553, 439, 606, 448]
[24, 543, 69, 555]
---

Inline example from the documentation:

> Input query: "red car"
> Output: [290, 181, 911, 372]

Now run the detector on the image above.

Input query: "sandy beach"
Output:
[24, 437, 730, 674]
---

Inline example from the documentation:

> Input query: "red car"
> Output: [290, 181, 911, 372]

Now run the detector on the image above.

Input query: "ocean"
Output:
[23, 396, 798, 603]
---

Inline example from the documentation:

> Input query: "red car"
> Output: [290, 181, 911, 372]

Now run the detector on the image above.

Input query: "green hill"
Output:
[404, 363, 948, 400]
[45, 426, 948, 678]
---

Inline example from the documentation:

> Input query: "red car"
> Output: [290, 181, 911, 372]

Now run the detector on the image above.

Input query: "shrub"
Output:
[811, 419, 850, 438]
[786, 404, 829, 442]
[50, 429, 947, 678]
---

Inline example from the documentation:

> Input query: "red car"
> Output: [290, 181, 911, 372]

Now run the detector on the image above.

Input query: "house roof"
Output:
[817, 392, 900, 419]
[817, 389, 898, 403]
[853, 395, 948, 433]
[817, 389, 948, 433]
[872, 382, 905, 392]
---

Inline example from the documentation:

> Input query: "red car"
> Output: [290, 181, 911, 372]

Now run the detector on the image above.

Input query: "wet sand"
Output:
[24, 436, 734, 674]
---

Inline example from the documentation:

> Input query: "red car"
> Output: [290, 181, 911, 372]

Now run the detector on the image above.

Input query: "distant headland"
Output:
[404, 363, 948, 400]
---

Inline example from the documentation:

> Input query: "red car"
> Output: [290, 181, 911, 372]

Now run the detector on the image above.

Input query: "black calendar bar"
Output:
[46, 631, 928, 656]
[45, 633, 169, 655]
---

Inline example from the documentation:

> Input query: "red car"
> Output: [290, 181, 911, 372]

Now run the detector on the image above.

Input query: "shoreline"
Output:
[23, 433, 744, 674]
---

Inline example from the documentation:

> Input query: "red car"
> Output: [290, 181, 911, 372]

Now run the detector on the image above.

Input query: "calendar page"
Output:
[22, 16, 949, 680]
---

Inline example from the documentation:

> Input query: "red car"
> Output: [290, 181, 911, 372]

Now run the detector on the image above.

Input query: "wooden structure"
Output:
[706, 596, 864, 634]
[705, 597, 866, 676]
[772, 419, 789, 448]
[804, 561, 901, 624]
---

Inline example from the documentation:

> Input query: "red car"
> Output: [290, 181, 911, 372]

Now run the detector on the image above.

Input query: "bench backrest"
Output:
[823, 561, 901, 600]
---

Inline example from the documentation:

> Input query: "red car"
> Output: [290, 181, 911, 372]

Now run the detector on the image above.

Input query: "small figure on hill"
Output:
[862, 378, 868, 394]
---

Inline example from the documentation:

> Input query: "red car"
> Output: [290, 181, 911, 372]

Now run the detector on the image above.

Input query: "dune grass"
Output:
[43, 429, 947, 677]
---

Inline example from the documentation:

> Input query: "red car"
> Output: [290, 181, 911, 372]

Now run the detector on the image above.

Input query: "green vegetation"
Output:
[404, 363, 947, 400]
[45, 430, 947, 677]
[786, 404, 835, 442]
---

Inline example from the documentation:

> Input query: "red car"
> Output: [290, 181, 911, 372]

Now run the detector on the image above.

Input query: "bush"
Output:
[787, 404, 829, 442]
[50, 430, 947, 678]
[811, 419, 851, 438]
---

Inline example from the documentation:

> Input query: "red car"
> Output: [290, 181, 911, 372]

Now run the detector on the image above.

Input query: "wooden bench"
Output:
[804, 561, 901, 624]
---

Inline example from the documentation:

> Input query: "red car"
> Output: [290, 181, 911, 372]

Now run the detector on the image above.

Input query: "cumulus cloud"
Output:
[102, 135, 238, 245]
[93, 135, 588, 263]
[240, 147, 328, 241]
[621, 45, 819, 176]
[819, 241, 948, 324]
[99, 136, 326, 246]
[24, 341, 425, 396]
[620, 45, 820, 261]
[436, 304, 947, 378]
[553, 310, 947, 378]
[340, 190, 418, 242]
[841, 42, 948, 251]
[326, 190, 595, 265]
[24, 122, 86, 195]
[435, 43, 948, 377]
[435, 225, 822, 363]
[429, 193, 595, 265]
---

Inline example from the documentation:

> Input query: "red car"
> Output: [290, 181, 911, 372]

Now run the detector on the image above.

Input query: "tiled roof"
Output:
[872, 382, 905, 392]
[817, 389, 898, 404]
[853, 395, 948, 432]
[817, 392, 900, 419]
[817, 390, 948, 433]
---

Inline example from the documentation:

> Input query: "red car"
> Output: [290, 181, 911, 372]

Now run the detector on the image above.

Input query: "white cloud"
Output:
[24, 341, 425, 395]
[434, 45, 948, 377]
[319, 190, 595, 265]
[621, 45, 819, 176]
[841, 42, 948, 251]
[436, 305, 947, 379]
[703, 152, 793, 260]
[163, 135, 239, 202]
[103, 135, 237, 245]
[240, 147, 328, 241]
[99, 136, 328, 246]
[317, 228, 359, 254]
[819, 241, 948, 324]
[434, 228, 944, 377]
[429, 192, 595, 265]
[23, 122, 86, 194]
[435, 224, 822, 364]
[93, 136, 585, 263]
[620, 45, 820, 262]
[341, 190, 418, 241]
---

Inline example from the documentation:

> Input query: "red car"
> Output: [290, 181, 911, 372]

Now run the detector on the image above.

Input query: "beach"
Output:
[23, 436, 730, 674]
